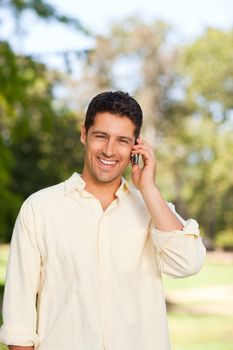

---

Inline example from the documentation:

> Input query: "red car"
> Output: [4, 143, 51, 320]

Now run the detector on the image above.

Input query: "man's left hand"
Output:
[131, 137, 157, 191]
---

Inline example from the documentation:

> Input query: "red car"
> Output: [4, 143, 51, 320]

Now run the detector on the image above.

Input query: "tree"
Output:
[1, 0, 89, 33]
[179, 28, 233, 116]
[158, 28, 233, 239]
[0, 1, 87, 242]
[68, 22, 233, 240]
[71, 16, 176, 144]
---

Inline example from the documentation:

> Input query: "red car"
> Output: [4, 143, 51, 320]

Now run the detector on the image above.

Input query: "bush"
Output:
[215, 230, 233, 251]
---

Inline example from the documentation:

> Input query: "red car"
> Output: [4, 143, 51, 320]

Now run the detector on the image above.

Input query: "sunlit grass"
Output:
[163, 255, 233, 291]
[168, 312, 233, 350]
[0, 245, 9, 285]
[163, 254, 233, 349]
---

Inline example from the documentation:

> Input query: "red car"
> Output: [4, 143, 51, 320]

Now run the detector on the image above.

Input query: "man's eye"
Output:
[96, 135, 106, 139]
[119, 139, 130, 144]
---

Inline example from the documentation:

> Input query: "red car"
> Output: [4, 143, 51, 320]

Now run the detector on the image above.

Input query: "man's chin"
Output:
[94, 173, 121, 184]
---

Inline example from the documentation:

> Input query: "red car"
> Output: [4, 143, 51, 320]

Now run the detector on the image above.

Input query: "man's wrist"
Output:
[140, 183, 159, 196]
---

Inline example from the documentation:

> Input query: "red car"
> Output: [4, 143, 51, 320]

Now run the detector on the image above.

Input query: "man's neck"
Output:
[80, 173, 122, 207]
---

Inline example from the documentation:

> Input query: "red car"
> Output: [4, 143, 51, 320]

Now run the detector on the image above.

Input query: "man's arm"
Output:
[131, 137, 206, 278]
[131, 137, 183, 230]
[0, 199, 40, 347]
[140, 184, 184, 231]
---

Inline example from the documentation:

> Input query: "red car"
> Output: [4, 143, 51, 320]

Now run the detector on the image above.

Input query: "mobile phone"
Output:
[131, 141, 139, 165]
[132, 154, 139, 165]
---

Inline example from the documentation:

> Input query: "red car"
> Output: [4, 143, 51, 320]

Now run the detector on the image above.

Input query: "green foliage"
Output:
[0, 0, 90, 243]
[179, 28, 233, 112]
[1, 6, 233, 245]
[0, 41, 84, 242]
[215, 230, 233, 251]
[86, 20, 233, 241]
[157, 115, 233, 238]
[156, 27, 233, 239]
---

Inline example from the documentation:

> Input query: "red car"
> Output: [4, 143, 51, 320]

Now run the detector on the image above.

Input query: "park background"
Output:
[0, 0, 233, 349]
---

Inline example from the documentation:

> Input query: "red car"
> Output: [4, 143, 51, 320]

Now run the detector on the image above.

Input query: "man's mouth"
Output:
[98, 157, 118, 166]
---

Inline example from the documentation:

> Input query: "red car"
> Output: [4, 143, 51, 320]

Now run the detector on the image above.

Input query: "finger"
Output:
[134, 138, 154, 151]
[136, 137, 152, 148]
[132, 144, 155, 159]
[133, 148, 156, 166]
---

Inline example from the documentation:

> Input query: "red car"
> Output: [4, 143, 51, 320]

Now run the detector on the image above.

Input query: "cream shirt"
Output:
[0, 173, 206, 350]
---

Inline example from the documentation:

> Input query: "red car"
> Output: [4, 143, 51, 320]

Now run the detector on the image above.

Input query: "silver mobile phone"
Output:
[132, 154, 139, 165]
[131, 141, 139, 165]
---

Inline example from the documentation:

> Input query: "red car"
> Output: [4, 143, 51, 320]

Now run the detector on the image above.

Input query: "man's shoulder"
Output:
[25, 179, 66, 207]
[24, 172, 82, 208]
[16, 180, 66, 221]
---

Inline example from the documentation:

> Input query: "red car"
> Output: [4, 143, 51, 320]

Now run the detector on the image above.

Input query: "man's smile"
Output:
[98, 157, 119, 167]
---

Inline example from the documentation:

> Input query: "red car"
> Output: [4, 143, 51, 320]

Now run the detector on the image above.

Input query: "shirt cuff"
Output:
[0, 325, 39, 348]
[151, 218, 200, 253]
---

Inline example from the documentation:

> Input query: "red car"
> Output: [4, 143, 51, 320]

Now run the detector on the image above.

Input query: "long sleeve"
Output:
[0, 199, 41, 347]
[150, 203, 206, 278]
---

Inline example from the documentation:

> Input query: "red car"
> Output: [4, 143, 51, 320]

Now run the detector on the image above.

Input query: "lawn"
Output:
[168, 313, 233, 350]
[0, 245, 8, 285]
[163, 252, 233, 350]
[0, 245, 233, 350]
[163, 257, 233, 291]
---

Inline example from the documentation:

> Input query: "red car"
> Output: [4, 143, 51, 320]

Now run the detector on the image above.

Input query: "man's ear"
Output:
[80, 125, 87, 145]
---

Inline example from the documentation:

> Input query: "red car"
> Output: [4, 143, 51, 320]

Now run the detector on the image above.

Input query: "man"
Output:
[0, 91, 206, 350]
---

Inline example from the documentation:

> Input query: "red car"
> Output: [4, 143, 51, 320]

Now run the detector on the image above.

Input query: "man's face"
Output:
[81, 112, 136, 185]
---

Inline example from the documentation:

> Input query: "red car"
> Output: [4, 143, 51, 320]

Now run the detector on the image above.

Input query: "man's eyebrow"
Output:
[91, 131, 134, 143]
[91, 131, 108, 135]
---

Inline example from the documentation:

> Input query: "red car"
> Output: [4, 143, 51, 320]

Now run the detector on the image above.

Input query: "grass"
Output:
[168, 313, 233, 350]
[163, 258, 233, 292]
[0, 245, 8, 285]
[163, 252, 233, 350]
[0, 245, 233, 350]
[0, 342, 7, 350]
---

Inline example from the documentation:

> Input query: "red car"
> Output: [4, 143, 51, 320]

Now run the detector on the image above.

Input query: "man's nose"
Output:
[102, 139, 116, 157]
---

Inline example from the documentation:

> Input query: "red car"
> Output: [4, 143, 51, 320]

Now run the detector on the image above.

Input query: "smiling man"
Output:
[0, 91, 206, 350]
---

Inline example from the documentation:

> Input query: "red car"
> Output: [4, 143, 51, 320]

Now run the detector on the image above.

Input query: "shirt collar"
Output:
[65, 172, 86, 193]
[115, 177, 131, 199]
[65, 172, 132, 198]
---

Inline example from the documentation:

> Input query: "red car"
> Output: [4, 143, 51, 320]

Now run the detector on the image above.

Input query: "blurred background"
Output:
[0, 0, 233, 349]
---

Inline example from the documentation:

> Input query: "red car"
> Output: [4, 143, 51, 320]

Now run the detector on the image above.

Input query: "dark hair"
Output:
[84, 91, 143, 139]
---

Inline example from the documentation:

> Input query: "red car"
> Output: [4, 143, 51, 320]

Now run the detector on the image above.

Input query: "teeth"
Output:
[99, 158, 117, 165]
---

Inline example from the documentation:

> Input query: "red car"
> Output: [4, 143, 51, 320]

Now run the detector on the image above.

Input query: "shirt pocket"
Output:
[119, 228, 148, 271]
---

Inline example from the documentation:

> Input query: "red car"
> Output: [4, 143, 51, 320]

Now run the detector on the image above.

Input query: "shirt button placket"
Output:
[98, 214, 110, 350]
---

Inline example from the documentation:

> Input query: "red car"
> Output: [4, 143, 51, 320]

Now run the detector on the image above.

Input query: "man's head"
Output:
[84, 91, 143, 139]
[81, 91, 143, 187]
